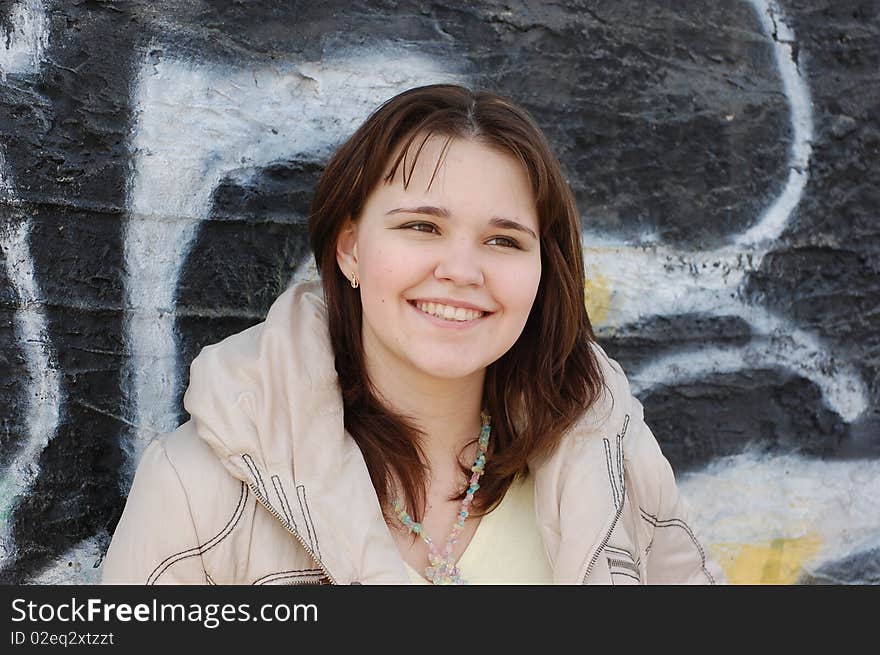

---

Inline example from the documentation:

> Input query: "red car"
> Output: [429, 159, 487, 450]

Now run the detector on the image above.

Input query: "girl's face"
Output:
[336, 135, 542, 386]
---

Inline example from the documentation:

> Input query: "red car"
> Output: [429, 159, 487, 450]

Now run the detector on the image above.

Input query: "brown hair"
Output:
[308, 84, 604, 526]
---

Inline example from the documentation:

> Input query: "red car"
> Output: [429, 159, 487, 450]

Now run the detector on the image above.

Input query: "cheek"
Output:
[358, 243, 393, 288]
[495, 260, 542, 314]
[358, 251, 420, 319]
[361, 244, 430, 292]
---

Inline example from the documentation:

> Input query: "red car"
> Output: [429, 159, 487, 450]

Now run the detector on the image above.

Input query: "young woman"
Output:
[102, 84, 725, 585]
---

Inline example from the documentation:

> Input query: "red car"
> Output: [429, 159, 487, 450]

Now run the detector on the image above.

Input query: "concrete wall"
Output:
[0, 0, 877, 584]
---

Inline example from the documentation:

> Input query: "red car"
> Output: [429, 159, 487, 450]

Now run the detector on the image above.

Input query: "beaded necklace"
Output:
[392, 411, 491, 585]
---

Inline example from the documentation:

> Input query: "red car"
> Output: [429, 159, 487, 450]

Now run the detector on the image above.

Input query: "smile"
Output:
[408, 300, 488, 323]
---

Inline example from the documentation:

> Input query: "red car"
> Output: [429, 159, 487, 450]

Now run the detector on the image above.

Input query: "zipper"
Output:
[607, 557, 640, 574]
[582, 422, 631, 584]
[582, 436, 625, 583]
[247, 481, 338, 585]
[581, 496, 625, 583]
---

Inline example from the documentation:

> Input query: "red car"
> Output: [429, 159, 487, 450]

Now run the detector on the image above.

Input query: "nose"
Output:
[433, 239, 485, 287]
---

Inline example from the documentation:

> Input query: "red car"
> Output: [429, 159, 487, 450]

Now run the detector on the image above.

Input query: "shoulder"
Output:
[582, 341, 668, 474]
[125, 422, 249, 555]
[535, 341, 664, 483]
[156, 420, 224, 471]
[578, 340, 641, 439]
[103, 422, 244, 585]
[575, 344, 726, 584]
[150, 420, 247, 509]
[587, 340, 635, 419]
[586, 343, 698, 531]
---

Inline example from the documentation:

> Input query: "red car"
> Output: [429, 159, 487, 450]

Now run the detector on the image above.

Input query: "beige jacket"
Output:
[102, 281, 726, 585]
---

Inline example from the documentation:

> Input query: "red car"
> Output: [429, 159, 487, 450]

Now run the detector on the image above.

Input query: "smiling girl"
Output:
[102, 85, 725, 585]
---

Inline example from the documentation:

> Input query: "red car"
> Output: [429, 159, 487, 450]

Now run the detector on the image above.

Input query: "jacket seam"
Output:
[297, 484, 321, 561]
[639, 507, 716, 584]
[146, 444, 248, 584]
[612, 414, 631, 508]
[271, 476, 292, 525]
[242, 454, 268, 500]
[618, 414, 631, 445]
[616, 433, 625, 500]
[603, 439, 621, 510]
[604, 544, 635, 559]
[271, 475, 299, 533]
[279, 482, 299, 533]
[147, 481, 248, 584]
[609, 569, 640, 584]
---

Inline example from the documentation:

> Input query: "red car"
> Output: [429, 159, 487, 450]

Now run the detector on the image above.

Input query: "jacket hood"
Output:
[184, 281, 342, 484]
[183, 280, 638, 584]
[183, 280, 405, 583]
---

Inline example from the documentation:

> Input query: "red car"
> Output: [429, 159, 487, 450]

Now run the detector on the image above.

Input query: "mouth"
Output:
[407, 300, 492, 324]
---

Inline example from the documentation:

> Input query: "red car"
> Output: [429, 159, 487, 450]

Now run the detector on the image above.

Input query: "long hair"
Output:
[308, 84, 605, 525]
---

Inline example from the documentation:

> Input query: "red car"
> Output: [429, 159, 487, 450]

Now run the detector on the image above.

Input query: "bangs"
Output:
[381, 126, 554, 236]
[384, 129, 456, 194]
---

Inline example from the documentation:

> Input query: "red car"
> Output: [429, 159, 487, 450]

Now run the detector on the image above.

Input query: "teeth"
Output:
[414, 301, 484, 322]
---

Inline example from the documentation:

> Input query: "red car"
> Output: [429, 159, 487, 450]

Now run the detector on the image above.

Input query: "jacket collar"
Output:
[183, 281, 630, 584]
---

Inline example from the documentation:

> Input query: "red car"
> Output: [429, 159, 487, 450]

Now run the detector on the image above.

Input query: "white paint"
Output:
[587, 241, 870, 421]
[679, 451, 880, 578]
[27, 535, 105, 584]
[0, 0, 58, 570]
[0, 0, 48, 79]
[123, 48, 463, 484]
[585, 0, 814, 256]
[735, 0, 813, 247]
[631, 329, 867, 423]
[585, 243, 749, 326]
[588, 243, 868, 423]
[584, 2, 866, 423]
[0, 220, 61, 568]
[0, 150, 11, 194]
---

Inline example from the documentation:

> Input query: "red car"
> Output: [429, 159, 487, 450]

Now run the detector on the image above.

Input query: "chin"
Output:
[412, 358, 488, 382]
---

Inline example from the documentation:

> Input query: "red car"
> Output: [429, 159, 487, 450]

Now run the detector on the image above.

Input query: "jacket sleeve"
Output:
[101, 435, 209, 585]
[637, 418, 727, 585]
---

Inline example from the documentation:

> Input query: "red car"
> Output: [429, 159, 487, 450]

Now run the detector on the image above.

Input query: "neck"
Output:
[364, 354, 486, 472]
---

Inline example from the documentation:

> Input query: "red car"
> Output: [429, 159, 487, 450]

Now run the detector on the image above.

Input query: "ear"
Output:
[335, 216, 359, 279]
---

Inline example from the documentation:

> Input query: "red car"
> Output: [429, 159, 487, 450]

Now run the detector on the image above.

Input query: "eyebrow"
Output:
[386, 206, 538, 241]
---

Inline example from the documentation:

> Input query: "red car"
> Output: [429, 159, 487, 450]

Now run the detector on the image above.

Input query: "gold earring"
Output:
[350, 272, 359, 289]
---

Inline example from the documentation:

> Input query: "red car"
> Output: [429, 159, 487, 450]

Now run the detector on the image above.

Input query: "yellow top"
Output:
[404, 472, 553, 584]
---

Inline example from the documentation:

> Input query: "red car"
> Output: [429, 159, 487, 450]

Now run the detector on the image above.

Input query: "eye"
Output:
[486, 235, 521, 249]
[401, 221, 440, 234]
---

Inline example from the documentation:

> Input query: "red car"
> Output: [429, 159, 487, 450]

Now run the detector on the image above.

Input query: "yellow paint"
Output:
[584, 268, 612, 327]
[710, 534, 823, 585]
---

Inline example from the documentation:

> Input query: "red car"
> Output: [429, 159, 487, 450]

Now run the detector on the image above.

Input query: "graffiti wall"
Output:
[0, 0, 876, 584]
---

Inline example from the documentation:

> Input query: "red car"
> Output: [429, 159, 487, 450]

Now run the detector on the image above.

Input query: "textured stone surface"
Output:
[0, 0, 876, 584]
[800, 546, 880, 585]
